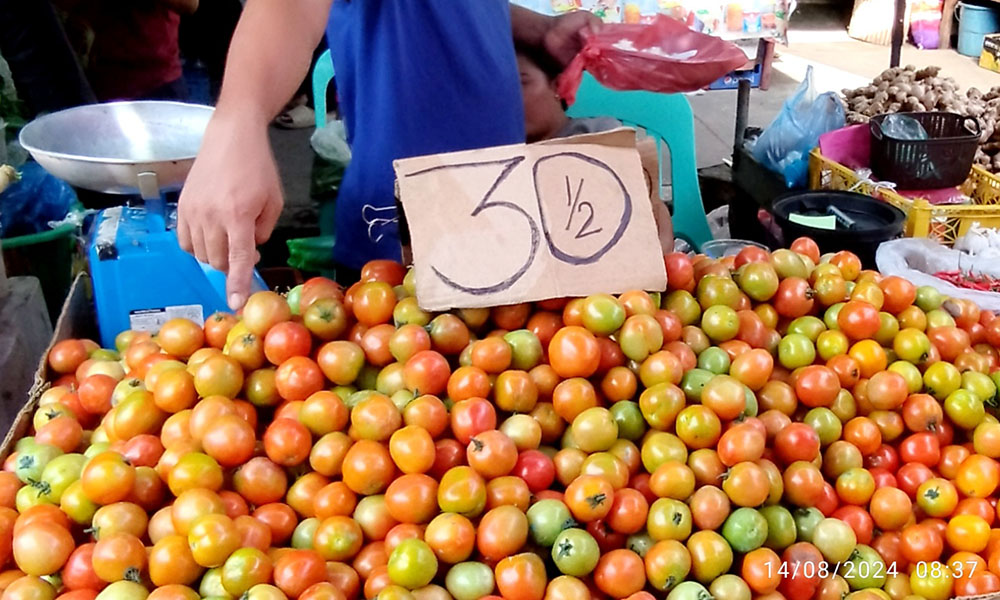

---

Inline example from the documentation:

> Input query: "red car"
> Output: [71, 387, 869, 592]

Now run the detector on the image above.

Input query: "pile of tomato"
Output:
[10, 240, 1000, 600]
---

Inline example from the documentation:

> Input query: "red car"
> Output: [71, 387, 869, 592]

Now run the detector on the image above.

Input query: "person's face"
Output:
[518, 54, 567, 142]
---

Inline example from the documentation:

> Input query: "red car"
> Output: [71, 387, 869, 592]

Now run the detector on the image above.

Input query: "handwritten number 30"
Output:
[402, 153, 632, 295]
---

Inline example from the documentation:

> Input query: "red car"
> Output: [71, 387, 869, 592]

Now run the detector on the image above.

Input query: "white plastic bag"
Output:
[875, 238, 1000, 311]
[310, 120, 352, 166]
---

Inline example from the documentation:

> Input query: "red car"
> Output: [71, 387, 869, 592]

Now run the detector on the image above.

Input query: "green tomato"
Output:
[697, 347, 731, 375]
[391, 390, 415, 412]
[609, 401, 647, 442]
[96, 581, 149, 600]
[710, 575, 752, 600]
[664, 291, 702, 326]
[199, 568, 228, 599]
[552, 528, 600, 577]
[812, 517, 857, 563]
[804, 408, 842, 446]
[221, 548, 273, 597]
[680, 369, 714, 402]
[924, 362, 962, 400]
[889, 360, 924, 394]
[817, 330, 849, 361]
[38, 453, 85, 503]
[793, 507, 825, 543]
[771, 249, 809, 279]
[503, 330, 543, 371]
[445, 562, 495, 600]
[15, 442, 63, 484]
[291, 517, 320, 549]
[696, 276, 741, 311]
[526, 499, 575, 547]
[375, 363, 406, 396]
[639, 383, 685, 431]
[721, 508, 768, 553]
[667, 581, 713, 600]
[743, 385, 759, 418]
[759, 505, 796, 551]
[778, 333, 816, 370]
[581, 294, 627, 336]
[627, 533, 654, 557]
[925, 309, 955, 329]
[387, 539, 438, 590]
[944, 389, 986, 430]
[824, 303, 846, 330]
[875, 312, 900, 347]
[286, 285, 303, 315]
[701, 306, 739, 343]
[963, 371, 998, 406]
[788, 316, 827, 342]
[842, 545, 888, 590]
[16, 483, 52, 512]
[618, 315, 665, 362]
[737, 262, 779, 302]
[915, 286, 944, 311]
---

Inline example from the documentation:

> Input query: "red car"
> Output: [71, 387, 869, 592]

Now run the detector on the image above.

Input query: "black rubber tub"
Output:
[771, 191, 906, 268]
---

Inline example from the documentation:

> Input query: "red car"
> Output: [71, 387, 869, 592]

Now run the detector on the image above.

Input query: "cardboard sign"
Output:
[394, 129, 667, 311]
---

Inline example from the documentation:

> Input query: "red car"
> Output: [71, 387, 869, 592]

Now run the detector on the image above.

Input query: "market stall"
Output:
[8, 13, 1000, 600]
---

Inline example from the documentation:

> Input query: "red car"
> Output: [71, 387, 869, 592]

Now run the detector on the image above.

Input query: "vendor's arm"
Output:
[510, 4, 600, 67]
[178, 0, 332, 310]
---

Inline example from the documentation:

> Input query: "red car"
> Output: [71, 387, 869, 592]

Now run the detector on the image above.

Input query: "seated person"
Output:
[516, 46, 674, 253]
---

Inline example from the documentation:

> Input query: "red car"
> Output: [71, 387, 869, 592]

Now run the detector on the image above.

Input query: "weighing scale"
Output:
[19, 101, 266, 348]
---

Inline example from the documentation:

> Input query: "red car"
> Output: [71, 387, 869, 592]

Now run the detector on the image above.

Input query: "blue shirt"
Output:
[327, 0, 526, 270]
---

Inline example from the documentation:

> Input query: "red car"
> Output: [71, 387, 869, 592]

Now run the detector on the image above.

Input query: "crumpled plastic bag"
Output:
[876, 238, 1000, 311]
[0, 162, 77, 239]
[557, 15, 748, 105]
[752, 66, 846, 188]
[879, 114, 929, 141]
[310, 120, 352, 166]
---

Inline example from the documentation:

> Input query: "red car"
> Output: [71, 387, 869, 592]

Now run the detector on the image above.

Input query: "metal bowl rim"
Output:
[18, 100, 214, 166]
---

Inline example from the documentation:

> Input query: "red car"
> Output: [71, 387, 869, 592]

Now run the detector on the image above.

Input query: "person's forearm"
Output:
[510, 4, 553, 48]
[214, 0, 332, 125]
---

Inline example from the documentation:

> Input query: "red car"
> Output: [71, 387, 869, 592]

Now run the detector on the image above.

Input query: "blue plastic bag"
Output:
[752, 67, 846, 188]
[0, 162, 77, 238]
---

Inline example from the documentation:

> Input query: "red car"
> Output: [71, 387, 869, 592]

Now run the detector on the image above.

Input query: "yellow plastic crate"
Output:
[808, 148, 1000, 246]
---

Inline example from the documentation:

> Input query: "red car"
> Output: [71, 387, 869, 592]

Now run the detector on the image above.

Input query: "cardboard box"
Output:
[0, 273, 96, 458]
[981, 33, 1000, 73]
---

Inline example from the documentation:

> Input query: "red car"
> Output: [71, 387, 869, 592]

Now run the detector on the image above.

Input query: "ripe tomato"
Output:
[13, 521, 74, 577]
[274, 357, 325, 403]
[450, 398, 497, 446]
[342, 440, 396, 496]
[774, 423, 821, 464]
[548, 327, 600, 379]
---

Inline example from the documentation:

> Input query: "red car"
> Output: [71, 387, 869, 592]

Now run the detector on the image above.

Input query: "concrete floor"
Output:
[267, 8, 1000, 242]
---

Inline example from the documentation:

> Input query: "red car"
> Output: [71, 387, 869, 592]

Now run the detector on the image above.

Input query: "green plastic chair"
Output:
[567, 73, 713, 251]
[312, 49, 335, 129]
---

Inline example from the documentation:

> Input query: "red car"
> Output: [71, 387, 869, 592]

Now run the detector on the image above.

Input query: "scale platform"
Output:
[20, 101, 265, 348]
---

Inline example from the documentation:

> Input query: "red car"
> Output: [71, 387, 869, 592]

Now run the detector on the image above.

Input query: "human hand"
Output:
[177, 113, 282, 310]
[543, 10, 602, 67]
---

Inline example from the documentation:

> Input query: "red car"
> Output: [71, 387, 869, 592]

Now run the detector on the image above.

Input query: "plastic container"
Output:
[2, 223, 78, 322]
[870, 112, 980, 189]
[809, 148, 1000, 247]
[771, 191, 906, 267]
[700, 239, 769, 259]
[958, 2, 1000, 57]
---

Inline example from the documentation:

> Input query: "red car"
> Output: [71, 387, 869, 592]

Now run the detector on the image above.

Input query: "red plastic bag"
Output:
[557, 15, 749, 105]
